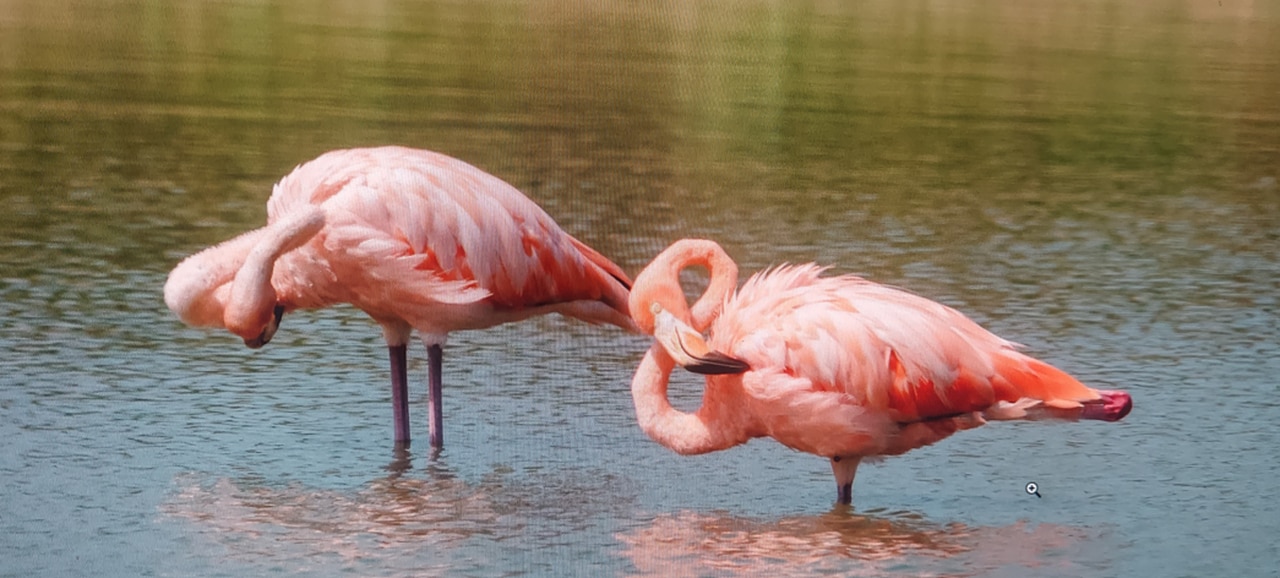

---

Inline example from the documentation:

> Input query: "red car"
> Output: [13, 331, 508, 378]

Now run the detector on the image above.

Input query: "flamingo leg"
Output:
[389, 344, 410, 445]
[831, 456, 861, 505]
[427, 343, 444, 449]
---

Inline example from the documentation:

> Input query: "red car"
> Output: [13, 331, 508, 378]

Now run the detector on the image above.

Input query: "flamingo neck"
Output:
[224, 207, 326, 337]
[164, 227, 270, 328]
[630, 239, 739, 334]
[630, 346, 748, 456]
[686, 243, 738, 331]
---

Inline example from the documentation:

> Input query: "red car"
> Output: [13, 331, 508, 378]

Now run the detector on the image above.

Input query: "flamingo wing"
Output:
[716, 264, 1101, 424]
[267, 147, 627, 316]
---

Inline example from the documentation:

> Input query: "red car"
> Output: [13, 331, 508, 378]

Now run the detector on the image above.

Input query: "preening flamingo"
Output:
[628, 239, 1132, 504]
[164, 146, 636, 448]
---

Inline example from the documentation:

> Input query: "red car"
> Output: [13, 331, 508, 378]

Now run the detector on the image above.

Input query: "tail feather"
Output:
[569, 235, 633, 317]
[982, 398, 1041, 420]
[569, 235, 631, 288]
[988, 352, 1131, 422]
[1080, 390, 1133, 421]
[991, 353, 1100, 409]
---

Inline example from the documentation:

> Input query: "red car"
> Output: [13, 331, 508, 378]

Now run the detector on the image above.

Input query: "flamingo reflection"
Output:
[160, 454, 638, 575]
[163, 467, 495, 553]
[615, 509, 1106, 577]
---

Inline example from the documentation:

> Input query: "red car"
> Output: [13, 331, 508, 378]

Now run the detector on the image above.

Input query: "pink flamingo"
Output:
[164, 146, 636, 448]
[628, 239, 1132, 504]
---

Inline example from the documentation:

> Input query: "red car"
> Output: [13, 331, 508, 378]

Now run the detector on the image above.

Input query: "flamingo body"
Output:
[165, 146, 636, 447]
[628, 239, 1131, 504]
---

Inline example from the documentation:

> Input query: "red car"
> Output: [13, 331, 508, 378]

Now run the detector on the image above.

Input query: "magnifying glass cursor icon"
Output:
[1025, 482, 1041, 498]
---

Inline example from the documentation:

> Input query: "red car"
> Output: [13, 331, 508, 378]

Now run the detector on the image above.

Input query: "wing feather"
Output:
[714, 264, 1094, 422]
[268, 146, 630, 322]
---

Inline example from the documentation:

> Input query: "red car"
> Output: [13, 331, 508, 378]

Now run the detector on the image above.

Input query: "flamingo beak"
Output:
[652, 307, 749, 375]
[244, 304, 285, 349]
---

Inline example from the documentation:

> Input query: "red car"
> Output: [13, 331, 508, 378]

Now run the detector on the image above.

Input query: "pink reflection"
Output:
[616, 509, 1103, 577]
[160, 469, 499, 574]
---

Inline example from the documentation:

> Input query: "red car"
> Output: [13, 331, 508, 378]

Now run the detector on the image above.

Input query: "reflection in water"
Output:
[159, 451, 642, 576]
[164, 459, 1102, 577]
[616, 508, 1101, 577]
[161, 467, 497, 574]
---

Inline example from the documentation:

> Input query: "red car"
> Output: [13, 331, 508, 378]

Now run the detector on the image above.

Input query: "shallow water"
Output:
[2, 1, 1278, 576]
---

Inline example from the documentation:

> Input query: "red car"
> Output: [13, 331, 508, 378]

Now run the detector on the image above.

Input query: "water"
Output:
[2, 0, 1278, 576]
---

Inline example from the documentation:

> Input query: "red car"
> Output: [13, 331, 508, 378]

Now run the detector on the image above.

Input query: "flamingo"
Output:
[628, 239, 1132, 504]
[164, 146, 636, 448]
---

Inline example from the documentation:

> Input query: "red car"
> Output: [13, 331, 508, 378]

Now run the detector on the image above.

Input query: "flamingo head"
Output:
[224, 275, 285, 349]
[164, 254, 286, 349]
[629, 271, 692, 336]
[650, 305, 750, 375]
[164, 205, 324, 350]
[631, 239, 749, 375]
[629, 239, 739, 334]
[238, 304, 285, 349]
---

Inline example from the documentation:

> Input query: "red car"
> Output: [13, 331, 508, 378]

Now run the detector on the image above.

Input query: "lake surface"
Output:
[2, 0, 1278, 576]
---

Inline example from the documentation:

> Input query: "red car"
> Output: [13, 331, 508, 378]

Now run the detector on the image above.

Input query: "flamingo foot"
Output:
[1080, 390, 1132, 422]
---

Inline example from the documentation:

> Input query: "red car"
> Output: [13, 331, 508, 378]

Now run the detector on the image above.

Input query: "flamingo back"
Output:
[713, 264, 1101, 424]
[265, 147, 630, 325]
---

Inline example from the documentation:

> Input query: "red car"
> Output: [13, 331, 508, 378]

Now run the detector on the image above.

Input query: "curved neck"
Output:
[631, 239, 739, 333]
[165, 226, 271, 328]
[686, 242, 738, 331]
[630, 345, 747, 455]
[224, 207, 326, 336]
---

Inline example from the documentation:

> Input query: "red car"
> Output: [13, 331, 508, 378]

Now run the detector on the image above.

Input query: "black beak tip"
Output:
[684, 351, 751, 375]
[244, 305, 285, 349]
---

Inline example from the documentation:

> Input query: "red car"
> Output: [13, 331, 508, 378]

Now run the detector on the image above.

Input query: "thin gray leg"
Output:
[389, 344, 410, 446]
[428, 343, 443, 449]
